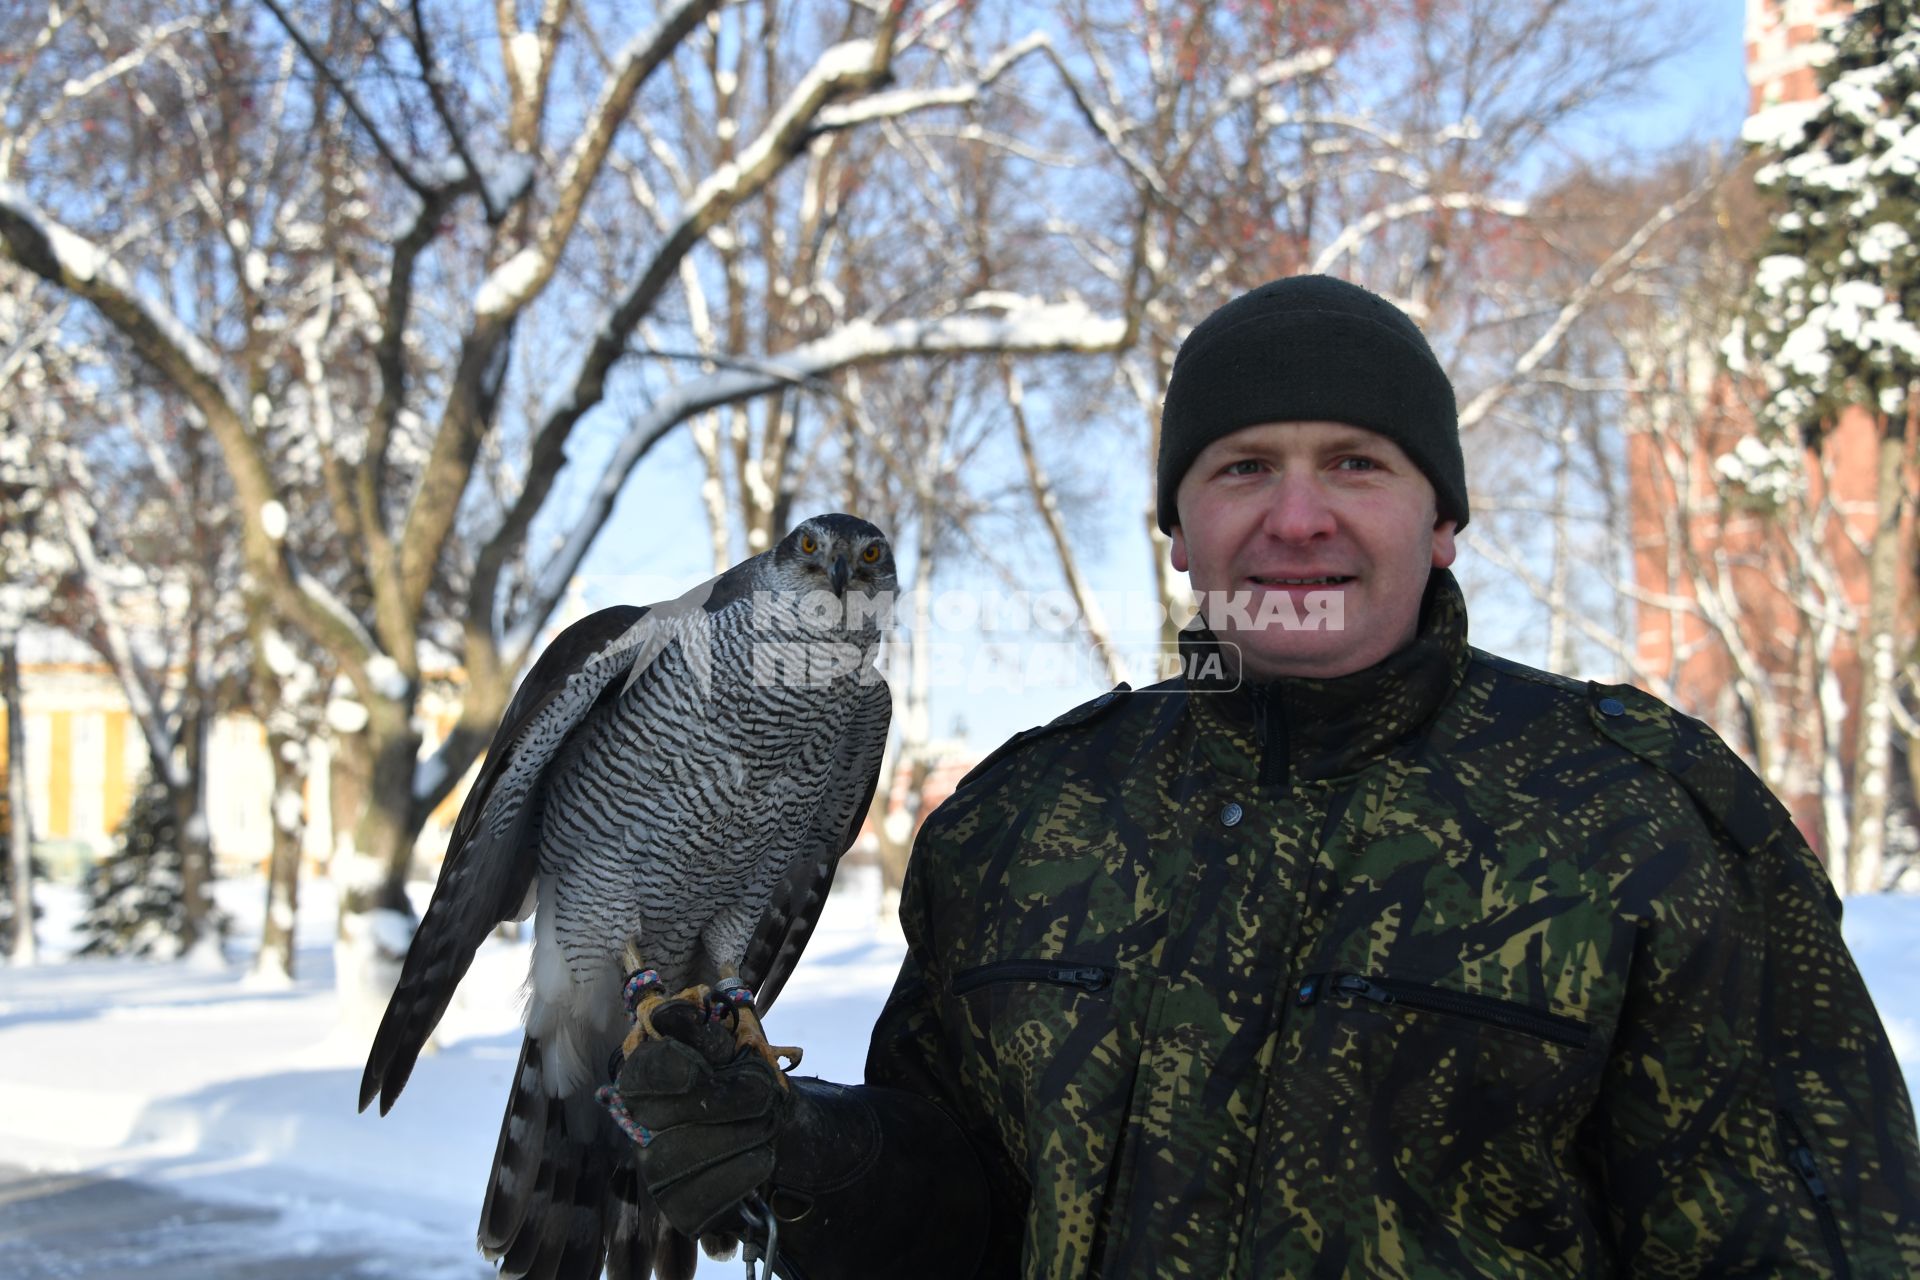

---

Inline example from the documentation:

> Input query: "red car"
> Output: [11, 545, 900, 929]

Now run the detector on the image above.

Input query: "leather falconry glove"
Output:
[617, 1000, 994, 1280]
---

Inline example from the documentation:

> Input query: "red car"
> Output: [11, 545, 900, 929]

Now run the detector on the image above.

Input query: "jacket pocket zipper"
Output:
[1298, 972, 1592, 1050]
[952, 959, 1114, 996]
[1778, 1109, 1852, 1279]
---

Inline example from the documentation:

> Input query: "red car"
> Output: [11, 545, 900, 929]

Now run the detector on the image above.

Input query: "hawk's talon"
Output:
[620, 982, 717, 1055]
[732, 1000, 800, 1087]
[612, 973, 803, 1086]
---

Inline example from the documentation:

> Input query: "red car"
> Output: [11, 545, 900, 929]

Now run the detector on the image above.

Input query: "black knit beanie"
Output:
[1156, 275, 1467, 533]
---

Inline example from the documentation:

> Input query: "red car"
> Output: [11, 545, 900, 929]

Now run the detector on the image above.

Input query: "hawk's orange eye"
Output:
[862, 544, 881, 563]
[799, 535, 817, 554]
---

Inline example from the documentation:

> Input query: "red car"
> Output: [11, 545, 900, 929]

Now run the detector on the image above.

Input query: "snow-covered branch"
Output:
[463, 29, 913, 623]
[0, 187, 394, 690]
[1221, 46, 1338, 103]
[1310, 192, 1528, 275]
[1035, 44, 1174, 206]
[53, 489, 185, 788]
[471, 0, 723, 323]
[504, 297, 1129, 664]
[1456, 173, 1713, 432]
[814, 32, 1051, 132]
[57, 17, 203, 106]
[0, 185, 224, 389]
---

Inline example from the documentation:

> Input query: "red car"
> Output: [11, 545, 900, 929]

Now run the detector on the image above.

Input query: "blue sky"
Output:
[1620, 0, 1751, 148]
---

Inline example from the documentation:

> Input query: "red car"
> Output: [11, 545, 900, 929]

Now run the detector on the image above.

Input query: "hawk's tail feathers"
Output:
[480, 1037, 550, 1256]
[606, 1161, 694, 1280]
[483, 1034, 676, 1279]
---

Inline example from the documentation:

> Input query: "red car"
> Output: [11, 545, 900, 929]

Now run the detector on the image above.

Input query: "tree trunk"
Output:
[244, 598, 309, 982]
[691, 412, 733, 574]
[1818, 657, 1854, 884]
[1906, 636, 1920, 852]
[331, 705, 426, 1036]
[329, 709, 421, 922]
[255, 728, 306, 984]
[3, 636, 36, 964]
[878, 754, 930, 901]
[1547, 423, 1574, 673]
[1005, 359, 1125, 684]
[337, 708, 424, 921]
[875, 496, 939, 904]
[1136, 347, 1190, 653]
[1844, 424, 1909, 894]
[166, 706, 217, 960]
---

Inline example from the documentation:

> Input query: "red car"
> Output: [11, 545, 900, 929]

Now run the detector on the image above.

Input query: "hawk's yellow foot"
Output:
[612, 971, 799, 1086]
[715, 977, 801, 1086]
[614, 969, 711, 1056]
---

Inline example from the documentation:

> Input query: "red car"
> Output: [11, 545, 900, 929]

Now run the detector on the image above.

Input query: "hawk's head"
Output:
[771, 514, 897, 630]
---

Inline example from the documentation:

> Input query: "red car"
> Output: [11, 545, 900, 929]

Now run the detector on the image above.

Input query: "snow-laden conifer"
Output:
[1743, 0, 1920, 428]
[78, 768, 229, 960]
[1740, 0, 1920, 893]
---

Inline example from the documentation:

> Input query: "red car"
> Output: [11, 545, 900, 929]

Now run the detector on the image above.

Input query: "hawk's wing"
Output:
[359, 552, 771, 1115]
[359, 603, 651, 1115]
[740, 671, 892, 1012]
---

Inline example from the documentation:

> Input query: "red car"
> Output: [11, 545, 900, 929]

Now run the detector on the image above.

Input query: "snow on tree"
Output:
[49, 437, 243, 961]
[1740, 0, 1920, 893]
[0, 0, 1741, 999]
[0, 764, 50, 953]
[78, 767, 229, 961]
[1742, 1, 1920, 429]
[0, 450, 47, 964]
[0, 271, 75, 964]
[0, 0, 1136, 1016]
[1012, 0, 1688, 644]
[1, 268, 241, 959]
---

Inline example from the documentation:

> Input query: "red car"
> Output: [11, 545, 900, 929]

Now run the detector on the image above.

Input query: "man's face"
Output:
[1170, 421, 1458, 680]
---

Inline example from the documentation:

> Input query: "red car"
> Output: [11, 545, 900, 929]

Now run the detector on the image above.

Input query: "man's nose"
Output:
[1259, 470, 1337, 542]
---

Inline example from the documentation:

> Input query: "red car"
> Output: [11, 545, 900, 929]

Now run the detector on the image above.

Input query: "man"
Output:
[623, 276, 1920, 1277]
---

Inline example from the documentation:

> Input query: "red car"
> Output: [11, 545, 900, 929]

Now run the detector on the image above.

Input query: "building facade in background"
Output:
[1, 618, 974, 885]
[0, 625, 466, 881]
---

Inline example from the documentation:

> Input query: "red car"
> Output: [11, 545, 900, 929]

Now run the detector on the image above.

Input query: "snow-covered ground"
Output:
[0, 868, 904, 1277]
[2, 871, 1916, 1277]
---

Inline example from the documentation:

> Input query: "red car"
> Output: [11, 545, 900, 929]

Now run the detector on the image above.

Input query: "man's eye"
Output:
[1334, 456, 1378, 471]
[1223, 459, 1263, 475]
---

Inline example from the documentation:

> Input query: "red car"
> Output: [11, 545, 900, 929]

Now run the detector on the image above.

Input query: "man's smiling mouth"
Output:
[1248, 575, 1354, 586]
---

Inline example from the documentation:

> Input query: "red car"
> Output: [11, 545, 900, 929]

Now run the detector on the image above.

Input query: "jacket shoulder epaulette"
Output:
[948, 684, 1134, 796]
[1469, 647, 1586, 696]
[1584, 680, 1803, 865]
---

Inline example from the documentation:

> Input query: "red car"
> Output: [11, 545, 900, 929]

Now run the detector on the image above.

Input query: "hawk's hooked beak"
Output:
[830, 555, 850, 597]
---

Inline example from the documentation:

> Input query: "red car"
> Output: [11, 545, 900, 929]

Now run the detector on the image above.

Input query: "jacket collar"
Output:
[1178, 569, 1470, 786]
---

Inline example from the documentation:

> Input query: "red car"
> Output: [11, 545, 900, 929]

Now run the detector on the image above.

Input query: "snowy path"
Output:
[2, 869, 1915, 1278]
[0, 1163, 461, 1280]
[0, 869, 901, 1279]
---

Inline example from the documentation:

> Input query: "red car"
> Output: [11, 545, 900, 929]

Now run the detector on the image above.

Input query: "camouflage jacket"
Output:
[864, 571, 1920, 1279]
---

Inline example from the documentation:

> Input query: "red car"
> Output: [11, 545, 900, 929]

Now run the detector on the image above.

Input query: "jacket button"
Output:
[1221, 801, 1244, 827]
[1597, 697, 1625, 717]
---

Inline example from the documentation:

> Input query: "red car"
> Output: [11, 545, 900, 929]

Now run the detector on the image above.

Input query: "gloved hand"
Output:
[616, 998, 997, 1280]
[616, 999, 787, 1238]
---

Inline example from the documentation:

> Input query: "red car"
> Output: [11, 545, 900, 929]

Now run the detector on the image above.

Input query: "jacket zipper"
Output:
[1297, 972, 1592, 1050]
[1778, 1109, 1852, 1279]
[951, 959, 1114, 996]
